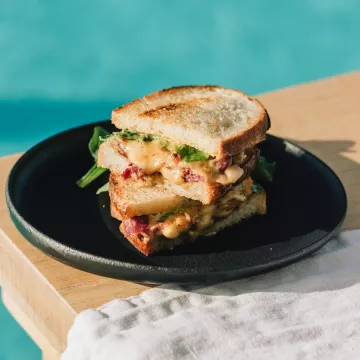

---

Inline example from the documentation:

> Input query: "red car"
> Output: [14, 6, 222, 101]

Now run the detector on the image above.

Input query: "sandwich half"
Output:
[77, 85, 275, 255]
[98, 85, 270, 204]
[109, 173, 266, 255]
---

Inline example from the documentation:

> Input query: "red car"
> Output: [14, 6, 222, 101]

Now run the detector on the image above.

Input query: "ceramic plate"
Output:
[6, 121, 347, 284]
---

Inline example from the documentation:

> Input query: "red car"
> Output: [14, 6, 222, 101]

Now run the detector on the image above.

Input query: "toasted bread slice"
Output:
[110, 175, 254, 221]
[109, 173, 189, 219]
[111, 85, 270, 158]
[118, 191, 266, 256]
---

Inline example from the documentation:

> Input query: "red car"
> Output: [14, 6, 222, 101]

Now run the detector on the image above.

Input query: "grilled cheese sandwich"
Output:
[77, 85, 274, 255]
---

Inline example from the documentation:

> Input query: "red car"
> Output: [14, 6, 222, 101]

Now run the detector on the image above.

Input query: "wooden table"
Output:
[1, 72, 360, 359]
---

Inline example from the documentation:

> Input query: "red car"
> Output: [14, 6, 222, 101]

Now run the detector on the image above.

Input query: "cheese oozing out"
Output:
[143, 177, 254, 241]
[106, 133, 246, 185]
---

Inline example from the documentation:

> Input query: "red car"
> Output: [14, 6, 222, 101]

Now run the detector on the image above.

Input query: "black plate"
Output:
[6, 121, 347, 284]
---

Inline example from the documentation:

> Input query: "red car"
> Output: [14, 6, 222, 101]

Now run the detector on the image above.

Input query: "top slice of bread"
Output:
[111, 86, 270, 158]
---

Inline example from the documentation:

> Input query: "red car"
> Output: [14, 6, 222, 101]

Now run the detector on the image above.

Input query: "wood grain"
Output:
[0, 71, 359, 355]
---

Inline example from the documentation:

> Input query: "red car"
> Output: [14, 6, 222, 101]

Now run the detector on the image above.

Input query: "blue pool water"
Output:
[0, 0, 359, 358]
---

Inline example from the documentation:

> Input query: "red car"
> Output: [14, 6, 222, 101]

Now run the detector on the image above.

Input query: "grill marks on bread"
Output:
[111, 85, 269, 157]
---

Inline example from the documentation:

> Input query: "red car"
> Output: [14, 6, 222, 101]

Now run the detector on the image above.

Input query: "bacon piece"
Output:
[123, 216, 149, 236]
[182, 168, 205, 182]
[121, 163, 144, 180]
[214, 155, 232, 173]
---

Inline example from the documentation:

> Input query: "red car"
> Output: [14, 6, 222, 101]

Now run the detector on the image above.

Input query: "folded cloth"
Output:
[62, 230, 360, 360]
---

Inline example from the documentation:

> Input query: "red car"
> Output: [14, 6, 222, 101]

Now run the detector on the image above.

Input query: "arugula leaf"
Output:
[114, 129, 163, 143]
[116, 129, 162, 142]
[176, 145, 210, 163]
[142, 134, 154, 142]
[251, 182, 264, 193]
[96, 182, 109, 195]
[99, 135, 110, 143]
[89, 126, 111, 160]
[159, 212, 175, 222]
[76, 126, 110, 188]
[116, 129, 140, 141]
[77, 164, 107, 188]
[251, 156, 276, 183]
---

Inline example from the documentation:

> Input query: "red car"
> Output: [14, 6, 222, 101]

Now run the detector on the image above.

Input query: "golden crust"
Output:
[111, 85, 270, 157]
[219, 101, 269, 156]
[206, 182, 226, 204]
[111, 85, 222, 117]
[257, 191, 267, 215]
[140, 99, 211, 119]
[242, 177, 253, 197]
[109, 173, 136, 219]
[119, 223, 152, 256]
[110, 199, 125, 222]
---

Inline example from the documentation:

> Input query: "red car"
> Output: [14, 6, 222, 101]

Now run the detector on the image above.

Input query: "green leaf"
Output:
[76, 164, 107, 188]
[89, 126, 111, 160]
[76, 126, 110, 188]
[251, 182, 264, 193]
[176, 145, 210, 163]
[99, 135, 110, 143]
[159, 212, 175, 222]
[141, 134, 154, 142]
[251, 156, 276, 183]
[116, 129, 161, 142]
[114, 129, 162, 142]
[96, 182, 109, 195]
[116, 129, 140, 141]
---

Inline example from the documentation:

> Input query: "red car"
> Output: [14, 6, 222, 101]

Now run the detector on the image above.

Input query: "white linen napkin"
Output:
[62, 230, 360, 360]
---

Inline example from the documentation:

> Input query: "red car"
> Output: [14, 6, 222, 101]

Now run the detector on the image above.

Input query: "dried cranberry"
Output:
[121, 164, 143, 180]
[182, 168, 205, 182]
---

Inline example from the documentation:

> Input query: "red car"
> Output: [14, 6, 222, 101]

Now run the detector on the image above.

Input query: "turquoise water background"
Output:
[0, 0, 359, 358]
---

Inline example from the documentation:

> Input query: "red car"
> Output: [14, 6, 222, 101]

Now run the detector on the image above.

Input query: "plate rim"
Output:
[5, 121, 348, 282]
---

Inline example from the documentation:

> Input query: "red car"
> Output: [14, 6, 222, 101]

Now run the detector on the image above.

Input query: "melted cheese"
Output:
[214, 165, 244, 185]
[160, 166, 184, 184]
[122, 139, 168, 173]
[149, 179, 253, 240]
[161, 214, 192, 239]
[109, 135, 246, 186]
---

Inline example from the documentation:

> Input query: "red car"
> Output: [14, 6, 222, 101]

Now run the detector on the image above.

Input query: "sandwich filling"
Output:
[116, 177, 265, 244]
[76, 83, 274, 257]
[102, 129, 258, 186]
